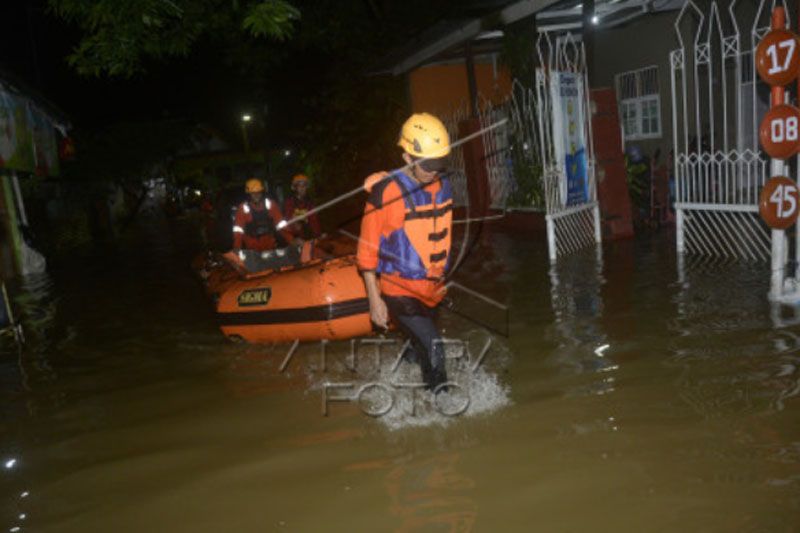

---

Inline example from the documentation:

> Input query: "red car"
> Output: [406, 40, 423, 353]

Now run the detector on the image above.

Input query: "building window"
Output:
[616, 66, 661, 141]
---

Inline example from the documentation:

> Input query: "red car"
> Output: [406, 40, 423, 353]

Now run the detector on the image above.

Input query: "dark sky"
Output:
[0, 1, 284, 142]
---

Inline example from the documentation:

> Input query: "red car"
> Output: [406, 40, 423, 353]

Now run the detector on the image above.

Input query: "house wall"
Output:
[591, 2, 765, 164]
[408, 58, 514, 116]
[591, 10, 678, 165]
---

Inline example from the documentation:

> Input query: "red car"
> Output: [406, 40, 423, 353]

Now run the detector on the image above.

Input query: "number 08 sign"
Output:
[760, 104, 800, 158]
[760, 176, 799, 229]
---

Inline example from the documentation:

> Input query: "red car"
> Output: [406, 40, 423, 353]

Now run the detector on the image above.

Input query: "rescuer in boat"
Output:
[283, 173, 321, 240]
[232, 178, 296, 255]
[357, 112, 453, 393]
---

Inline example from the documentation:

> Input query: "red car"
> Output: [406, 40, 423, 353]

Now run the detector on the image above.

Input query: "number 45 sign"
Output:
[760, 176, 799, 229]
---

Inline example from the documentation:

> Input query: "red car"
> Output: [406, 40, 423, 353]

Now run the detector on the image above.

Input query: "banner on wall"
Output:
[549, 71, 589, 207]
[0, 88, 60, 176]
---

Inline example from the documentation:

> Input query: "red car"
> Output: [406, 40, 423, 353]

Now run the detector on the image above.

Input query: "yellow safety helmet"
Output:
[397, 112, 451, 158]
[245, 178, 265, 193]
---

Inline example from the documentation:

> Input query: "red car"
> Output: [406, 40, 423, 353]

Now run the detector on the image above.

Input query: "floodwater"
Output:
[2, 215, 800, 532]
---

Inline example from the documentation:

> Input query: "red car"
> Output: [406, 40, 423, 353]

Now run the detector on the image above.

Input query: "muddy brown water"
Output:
[1, 217, 799, 532]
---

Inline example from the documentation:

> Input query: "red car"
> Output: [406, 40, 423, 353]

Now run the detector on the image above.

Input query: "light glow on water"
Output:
[3, 221, 800, 530]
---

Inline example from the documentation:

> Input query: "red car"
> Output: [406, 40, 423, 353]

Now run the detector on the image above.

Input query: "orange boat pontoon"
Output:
[194, 241, 372, 343]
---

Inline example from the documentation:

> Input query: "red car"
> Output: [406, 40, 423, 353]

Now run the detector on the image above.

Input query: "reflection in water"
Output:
[547, 245, 614, 391]
[671, 254, 800, 418]
[1, 221, 800, 531]
[1, 454, 28, 533]
[384, 453, 477, 532]
[9, 273, 61, 389]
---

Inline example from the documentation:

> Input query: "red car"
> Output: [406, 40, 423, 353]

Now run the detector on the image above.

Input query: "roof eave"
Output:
[382, 0, 563, 76]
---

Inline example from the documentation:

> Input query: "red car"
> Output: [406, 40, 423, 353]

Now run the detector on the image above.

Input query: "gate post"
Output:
[546, 214, 556, 262]
[676, 208, 685, 254]
[593, 204, 601, 243]
[768, 140, 789, 301]
[771, 228, 787, 300]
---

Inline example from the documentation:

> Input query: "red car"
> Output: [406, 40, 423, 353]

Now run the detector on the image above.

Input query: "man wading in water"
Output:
[357, 112, 453, 393]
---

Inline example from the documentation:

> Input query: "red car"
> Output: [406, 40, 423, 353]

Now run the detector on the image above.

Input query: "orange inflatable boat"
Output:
[194, 239, 373, 343]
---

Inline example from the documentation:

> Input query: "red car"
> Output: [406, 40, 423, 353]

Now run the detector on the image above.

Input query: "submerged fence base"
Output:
[676, 205, 770, 261]
[546, 203, 601, 262]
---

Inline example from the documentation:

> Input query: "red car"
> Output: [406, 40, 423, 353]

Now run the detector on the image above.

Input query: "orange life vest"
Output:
[376, 172, 453, 280]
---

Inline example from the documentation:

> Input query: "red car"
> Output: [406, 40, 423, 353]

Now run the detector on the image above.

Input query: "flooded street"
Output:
[2, 217, 799, 532]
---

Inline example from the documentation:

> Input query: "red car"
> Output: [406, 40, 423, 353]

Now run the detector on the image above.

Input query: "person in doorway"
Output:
[357, 112, 453, 393]
[232, 178, 295, 253]
[283, 173, 321, 240]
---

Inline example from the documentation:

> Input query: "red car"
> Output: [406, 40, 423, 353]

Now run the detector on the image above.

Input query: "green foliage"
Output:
[501, 19, 545, 209]
[243, 0, 299, 39]
[47, 0, 453, 207]
[506, 144, 544, 208]
[625, 156, 649, 213]
[272, 0, 453, 200]
[47, 0, 300, 77]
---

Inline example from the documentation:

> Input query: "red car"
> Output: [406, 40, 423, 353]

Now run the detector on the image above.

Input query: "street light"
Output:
[284, 149, 291, 157]
[241, 114, 252, 152]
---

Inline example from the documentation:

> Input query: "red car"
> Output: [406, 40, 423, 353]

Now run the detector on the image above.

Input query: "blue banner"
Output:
[549, 72, 589, 206]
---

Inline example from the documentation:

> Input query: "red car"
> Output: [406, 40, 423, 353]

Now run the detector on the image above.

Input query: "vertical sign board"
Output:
[0, 91, 16, 168]
[549, 71, 589, 206]
[0, 88, 59, 176]
[754, 6, 800, 301]
[756, 11, 800, 232]
[0, 90, 25, 171]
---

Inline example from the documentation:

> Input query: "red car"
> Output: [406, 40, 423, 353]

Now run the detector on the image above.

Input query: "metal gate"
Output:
[535, 32, 602, 262]
[440, 90, 534, 211]
[440, 33, 600, 263]
[671, 1, 778, 263]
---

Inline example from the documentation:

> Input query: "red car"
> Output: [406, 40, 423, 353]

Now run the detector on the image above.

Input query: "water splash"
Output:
[373, 362, 511, 431]
[309, 339, 511, 431]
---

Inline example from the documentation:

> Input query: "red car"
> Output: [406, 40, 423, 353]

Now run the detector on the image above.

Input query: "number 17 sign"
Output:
[760, 176, 799, 229]
[756, 28, 800, 86]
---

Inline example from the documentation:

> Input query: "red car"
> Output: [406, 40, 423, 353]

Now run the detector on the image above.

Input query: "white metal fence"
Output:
[441, 98, 520, 210]
[477, 98, 515, 209]
[439, 37, 601, 264]
[441, 106, 470, 208]
[671, 0, 778, 263]
[535, 32, 601, 261]
[439, 66, 555, 214]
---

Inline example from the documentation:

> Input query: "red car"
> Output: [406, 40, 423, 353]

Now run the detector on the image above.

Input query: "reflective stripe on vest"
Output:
[376, 172, 453, 280]
[244, 199, 276, 238]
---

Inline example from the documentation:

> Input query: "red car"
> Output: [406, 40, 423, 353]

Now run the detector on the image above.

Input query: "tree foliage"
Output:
[272, 0, 453, 195]
[48, 0, 458, 212]
[47, 0, 300, 77]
